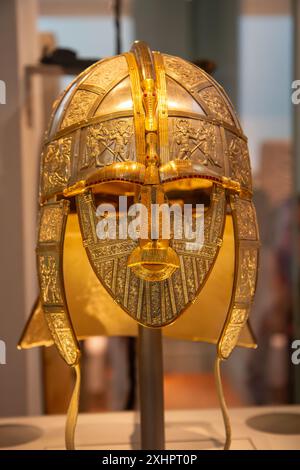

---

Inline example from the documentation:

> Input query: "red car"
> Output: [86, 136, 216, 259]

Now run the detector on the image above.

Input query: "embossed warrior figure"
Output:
[40, 256, 60, 304]
[176, 119, 200, 160]
[110, 120, 132, 162]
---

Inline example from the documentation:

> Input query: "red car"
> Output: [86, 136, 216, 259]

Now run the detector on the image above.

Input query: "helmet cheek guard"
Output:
[19, 42, 259, 450]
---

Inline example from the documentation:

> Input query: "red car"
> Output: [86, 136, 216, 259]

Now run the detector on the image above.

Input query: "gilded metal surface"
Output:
[218, 194, 259, 359]
[235, 198, 258, 240]
[61, 90, 99, 129]
[236, 247, 258, 301]
[39, 49, 252, 203]
[198, 87, 234, 125]
[18, 41, 262, 454]
[124, 43, 180, 282]
[85, 161, 145, 187]
[170, 117, 223, 170]
[39, 205, 64, 242]
[41, 136, 72, 200]
[218, 306, 250, 359]
[163, 55, 209, 89]
[37, 201, 80, 365]
[80, 118, 135, 169]
[82, 55, 128, 89]
[153, 52, 169, 165]
[226, 132, 252, 191]
[124, 52, 145, 162]
[76, 183, 225, 327]
[19, 214, 256, 348]
[163, 54, 239, 129]
[20, 41, 259, 363]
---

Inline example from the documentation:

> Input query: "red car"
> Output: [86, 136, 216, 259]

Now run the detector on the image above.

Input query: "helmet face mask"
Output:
[19, 41, 259, 449]
[75, 179, 226, 326]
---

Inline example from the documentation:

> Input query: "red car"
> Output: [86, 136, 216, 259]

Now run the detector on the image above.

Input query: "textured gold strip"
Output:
[145, 282, 151, 324]
[167, 277, 177, 315]
[124, 52, 146, 163]
[44, 110, 134, 145]
[131, 41, 154, 81]
[112, 258, 118, 293]
[123, 267, 130, 308]
[37, 201, 81, 366]
[85, 161, 145, 188]
[192, 257, 199, 289]
[217, 195, 259, 359]
[65, 363, 81, 450]
[153, 51, 169, 165]
[199, 67, 242, 131]
[137, 279, 144, 320]
[214, 356, 232, 450]
[160, 282, 166, 324]
[220, 126, 230, 178]
[167, 109, 247, 142]
[78, 84, 106, 95]
[179, 256, 189, 304]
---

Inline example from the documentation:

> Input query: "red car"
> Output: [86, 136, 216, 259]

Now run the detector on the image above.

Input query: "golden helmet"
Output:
[19, 41, 259, 449]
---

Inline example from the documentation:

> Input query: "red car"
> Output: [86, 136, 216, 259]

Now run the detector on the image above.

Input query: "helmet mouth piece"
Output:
[127, 243, 180, 282]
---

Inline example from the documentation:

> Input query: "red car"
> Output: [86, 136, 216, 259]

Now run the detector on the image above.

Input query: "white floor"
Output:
[0, 406, 300, 450]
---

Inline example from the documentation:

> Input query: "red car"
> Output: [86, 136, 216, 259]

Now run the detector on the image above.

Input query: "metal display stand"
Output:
[138, 325, 165, 450]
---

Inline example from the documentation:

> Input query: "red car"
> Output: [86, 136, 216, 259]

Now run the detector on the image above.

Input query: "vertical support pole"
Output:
[138, 325, 165, 450]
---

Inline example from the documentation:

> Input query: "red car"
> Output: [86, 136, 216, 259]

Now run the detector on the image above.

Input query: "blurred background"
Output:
[0, 0, 300, 418]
